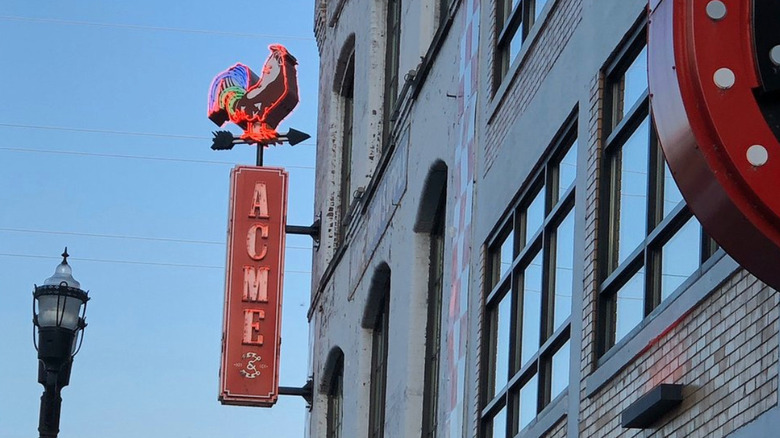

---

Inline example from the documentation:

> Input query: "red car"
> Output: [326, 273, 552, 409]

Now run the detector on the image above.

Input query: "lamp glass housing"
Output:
[33, 254, 88, 334]
[36, 293, 84, 330]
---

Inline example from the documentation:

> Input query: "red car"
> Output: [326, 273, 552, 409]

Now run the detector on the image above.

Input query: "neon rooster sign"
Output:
[208, 45, 308, 152]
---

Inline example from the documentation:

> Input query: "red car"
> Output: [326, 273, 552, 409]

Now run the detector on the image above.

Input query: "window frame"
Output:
[480, 116, 577, 438]
[326, 354, 344, 438]
[369, 295, 389, 438]
[383, 0, 402, 151]
[437, 0, 451, 27]
[494, 0, 550, 88]
[338, 49, 356, 244]
[422, 192, 446, 438]
[596, 23, 718, 357]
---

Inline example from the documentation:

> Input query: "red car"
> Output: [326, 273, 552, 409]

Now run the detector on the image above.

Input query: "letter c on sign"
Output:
[246, 223, 269, 261]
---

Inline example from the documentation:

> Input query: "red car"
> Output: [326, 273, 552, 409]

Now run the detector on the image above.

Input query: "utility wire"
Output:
[0, 252, 223, 269]
[0, 252, 312, 273]
[0, 122, 316, 148]
[0, 146, 316, 170]
[0, 227, 221, 245]
[0, 15, 316, 41]
[0, 227, 314, 250]
[0, 122, 206, 140]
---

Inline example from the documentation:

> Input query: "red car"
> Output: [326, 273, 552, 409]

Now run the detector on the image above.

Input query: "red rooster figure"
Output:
[208, 45, 299, 145]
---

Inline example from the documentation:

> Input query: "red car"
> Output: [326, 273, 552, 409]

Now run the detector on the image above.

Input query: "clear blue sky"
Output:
[0, 1, 317, 437]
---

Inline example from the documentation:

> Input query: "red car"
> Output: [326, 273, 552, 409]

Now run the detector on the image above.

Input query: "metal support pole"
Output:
[256, 144, 264, 167]
[278, 378, 314, 407]
[285, 216, 321, 249]
[38, 383, 62, 438]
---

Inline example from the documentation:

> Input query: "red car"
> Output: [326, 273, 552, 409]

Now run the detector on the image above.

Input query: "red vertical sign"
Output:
[220, 166, 288, 406]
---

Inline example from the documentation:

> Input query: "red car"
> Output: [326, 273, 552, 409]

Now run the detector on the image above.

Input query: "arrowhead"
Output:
[284, 128, 311, 146]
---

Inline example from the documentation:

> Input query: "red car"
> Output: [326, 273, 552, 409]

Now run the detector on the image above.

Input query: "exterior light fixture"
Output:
[622, 383, 684, 429]
[32, 248, 89, 438]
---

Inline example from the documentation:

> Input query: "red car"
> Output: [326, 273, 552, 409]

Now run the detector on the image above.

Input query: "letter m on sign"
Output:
[243, 266, 270, 302]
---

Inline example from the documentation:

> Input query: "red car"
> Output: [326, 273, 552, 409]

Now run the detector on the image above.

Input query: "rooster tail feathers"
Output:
[207, 63, 259, 126]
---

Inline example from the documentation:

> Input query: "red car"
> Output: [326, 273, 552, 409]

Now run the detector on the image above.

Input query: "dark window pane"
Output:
[502, 0, 520, 27]
[494, 293, 512, 394]
[553, 210, 574, 330]
[327, 359, 344, 438]
[423, 202, 445, 438]
[550, 341, 569, 401]
[615, 268, 645, 343]
[369, 297, 388, 438]
[661, 218, 701, 300]
[613, 46, 648, 126]
[439, 0, 449, 24]
[662, 161, 683, 219]
[616, 117, 650, 266]
[524, 188, 545, 246]
[383, 0, 402, 150]
[534, 0, 548, 19]
[519, 374, 538, 430]
[508, 22, 524, 66]
[499, 230, 515, 279]
[491, 407, 507, 438]
[557, 140, 577, 202]
[521, 252, 543, 366]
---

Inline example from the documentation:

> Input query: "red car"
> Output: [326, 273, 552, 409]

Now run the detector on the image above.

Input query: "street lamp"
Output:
[32, 248, 89, 438]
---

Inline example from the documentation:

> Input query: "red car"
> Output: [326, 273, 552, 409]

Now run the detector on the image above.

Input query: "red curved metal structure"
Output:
[649, 0, 780, 288]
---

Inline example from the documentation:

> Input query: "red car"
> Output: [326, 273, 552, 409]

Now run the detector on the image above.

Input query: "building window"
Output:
[437, 0, 450, 27]
[495, 0, 549, 85]
[422, 193, 445, 438]
[338, 49, 355, 243]
[597, 27, 717, 355]
[369, 295, 389, 438]
[327, 353, 344, 438]
[481, 119, 577, 437]
[383, 0, 402, 149]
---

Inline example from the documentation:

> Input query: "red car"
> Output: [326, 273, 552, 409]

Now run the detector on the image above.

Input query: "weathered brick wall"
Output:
[482, 0, 582, 176]
[578, 271, 778, 437]
[542, 418, 567, 438]
[580, 71, 604, 389]
[468, 244, 488, 438]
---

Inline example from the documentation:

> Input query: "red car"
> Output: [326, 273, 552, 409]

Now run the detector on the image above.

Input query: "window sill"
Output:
[487, 0, 558, 125]
[585, 250, 739, 397]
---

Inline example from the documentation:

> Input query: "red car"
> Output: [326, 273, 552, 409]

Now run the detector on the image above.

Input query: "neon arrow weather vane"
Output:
[207, 44, 310, 163]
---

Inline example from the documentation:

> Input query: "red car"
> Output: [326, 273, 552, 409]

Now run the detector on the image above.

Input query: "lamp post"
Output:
[32, 248, 89, 438]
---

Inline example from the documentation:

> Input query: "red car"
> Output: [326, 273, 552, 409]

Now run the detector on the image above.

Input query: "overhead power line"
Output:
[0, 252, 223, 269]
[0, 122, 206, 140]
[0, 227, 221, 245]
[0, 15, 316, 41]
[0, 227, 314, 250]
[0, 146, 316, 170]
[0, 122, 315, 147]
[0, 252, 313, 273]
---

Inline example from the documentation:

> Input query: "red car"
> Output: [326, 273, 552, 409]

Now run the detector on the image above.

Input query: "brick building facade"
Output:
[307, 0, 780, 437]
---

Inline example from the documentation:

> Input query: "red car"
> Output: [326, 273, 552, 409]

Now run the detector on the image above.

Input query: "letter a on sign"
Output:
[220, 166, 288, 407]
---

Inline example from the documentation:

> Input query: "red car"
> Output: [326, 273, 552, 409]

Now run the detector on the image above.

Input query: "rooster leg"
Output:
[241, 122, 281, 145]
